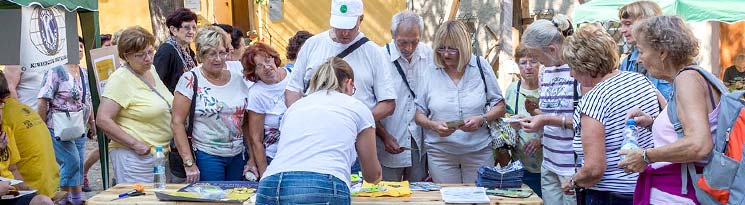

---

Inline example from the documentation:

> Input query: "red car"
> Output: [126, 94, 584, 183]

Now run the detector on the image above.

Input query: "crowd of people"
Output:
[0, 0, 737, 205]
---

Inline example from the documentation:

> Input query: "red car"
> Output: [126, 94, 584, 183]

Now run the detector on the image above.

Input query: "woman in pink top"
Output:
[620, 16, 726, 204]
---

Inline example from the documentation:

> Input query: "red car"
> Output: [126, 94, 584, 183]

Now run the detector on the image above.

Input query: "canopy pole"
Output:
[79, 10, 110, 189]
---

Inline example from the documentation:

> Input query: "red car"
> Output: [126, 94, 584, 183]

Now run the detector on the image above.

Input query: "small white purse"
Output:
[52, 111, 86, 141]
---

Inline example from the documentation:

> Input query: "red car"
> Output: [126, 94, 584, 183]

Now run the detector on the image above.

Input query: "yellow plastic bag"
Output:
[353, 181, 412, 197]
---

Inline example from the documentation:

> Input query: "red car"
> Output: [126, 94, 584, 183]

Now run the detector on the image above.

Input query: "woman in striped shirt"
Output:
[560, 24, 661, 205]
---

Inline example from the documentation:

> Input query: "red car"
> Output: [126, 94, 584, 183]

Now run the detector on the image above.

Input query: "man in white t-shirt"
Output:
[285, 0, 396, 130]
[376, 11, 432, 182]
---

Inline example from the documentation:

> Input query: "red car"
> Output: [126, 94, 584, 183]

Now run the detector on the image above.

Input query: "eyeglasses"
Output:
[130, 50, 155, 60]
[436, 47, 459, 55]
[205, 51, 229, 61]
[352, 87, 357, 95]
[518, 60, 539, 68]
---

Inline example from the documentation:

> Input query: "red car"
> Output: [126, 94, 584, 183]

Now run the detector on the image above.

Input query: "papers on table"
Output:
[501, 117, 523, 123]
[0, 177, 22, 185]
[440, 187, 490, 204]
[409, 182, 441, 192]
[2, 190, 37, 200]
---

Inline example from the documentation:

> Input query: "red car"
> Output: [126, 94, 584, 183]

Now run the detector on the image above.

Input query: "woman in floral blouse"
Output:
[171, 26, 252, 183]
[36, 37, 94, 205]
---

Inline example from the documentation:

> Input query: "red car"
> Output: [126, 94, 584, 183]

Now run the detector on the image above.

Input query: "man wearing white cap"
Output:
[285, 0, 396, 143]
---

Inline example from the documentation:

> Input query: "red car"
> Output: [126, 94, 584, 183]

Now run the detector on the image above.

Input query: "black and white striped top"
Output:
[572, 71, 660, 194]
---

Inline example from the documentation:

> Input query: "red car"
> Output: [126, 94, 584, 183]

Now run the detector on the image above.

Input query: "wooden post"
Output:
[448, 0, 460, 20]
[148, 0, 185, 46]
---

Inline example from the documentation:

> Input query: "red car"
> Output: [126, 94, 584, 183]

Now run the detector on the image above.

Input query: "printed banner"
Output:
[19, 5, 69, 76]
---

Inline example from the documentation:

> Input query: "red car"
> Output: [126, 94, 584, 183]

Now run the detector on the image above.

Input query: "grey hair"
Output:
[521, 14, 573, 49]
[391, 11, 424, 36]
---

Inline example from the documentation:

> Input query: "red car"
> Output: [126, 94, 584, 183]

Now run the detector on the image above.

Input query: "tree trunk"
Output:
[148, 0, 185, 46]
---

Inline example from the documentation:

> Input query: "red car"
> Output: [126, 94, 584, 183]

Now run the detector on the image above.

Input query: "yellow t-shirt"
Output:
[1, 98, 60, 197]
[102, 66, 173, 150]
[0, 127, 21, 179]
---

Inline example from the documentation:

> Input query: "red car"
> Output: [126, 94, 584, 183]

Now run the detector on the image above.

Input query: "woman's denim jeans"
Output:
[256, 171, 350, 205]
[194, 150, 246, 181]
[584, 189, 633, 205]
[49, 128, 86, 187]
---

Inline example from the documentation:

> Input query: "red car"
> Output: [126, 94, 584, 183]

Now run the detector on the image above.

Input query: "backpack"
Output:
[667, 66, 745, 205]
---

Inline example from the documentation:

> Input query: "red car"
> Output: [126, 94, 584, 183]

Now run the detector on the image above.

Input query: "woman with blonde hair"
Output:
[559, 24, 660, 205]
[170, 26, 252, 183]
[414, 20, 506, 184]
[620, 15, 726, 205]
[256, 57, 381, 204]
[618, 1, 671, 101]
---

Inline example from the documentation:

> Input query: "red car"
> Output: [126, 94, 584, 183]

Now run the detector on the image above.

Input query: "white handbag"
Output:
[52, 67, 88, 141]
[52, 111, 86, 141]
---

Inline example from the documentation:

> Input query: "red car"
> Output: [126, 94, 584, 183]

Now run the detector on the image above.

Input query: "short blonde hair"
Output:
[619, 1, 663, 21]
[562, 24, 618, 78]
[308, 57, 355, 94]
[117, 26, 155, 60]
[195, 26, 231, 62]
[432, 21, 472, 71]
[633, 16, 699, 66]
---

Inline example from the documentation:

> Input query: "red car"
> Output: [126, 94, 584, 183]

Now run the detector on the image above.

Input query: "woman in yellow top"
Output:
[0, 71, 60, 199]
[97, 26, 174, 183]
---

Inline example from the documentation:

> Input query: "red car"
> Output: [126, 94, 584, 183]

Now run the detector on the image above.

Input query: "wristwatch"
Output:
[184, 159, 194, 167]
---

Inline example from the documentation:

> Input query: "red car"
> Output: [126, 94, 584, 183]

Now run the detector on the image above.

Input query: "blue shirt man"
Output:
[620, 48, 672, 100]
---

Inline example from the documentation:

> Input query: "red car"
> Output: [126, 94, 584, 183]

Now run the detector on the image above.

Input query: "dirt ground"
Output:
[83, 138, 106, 199]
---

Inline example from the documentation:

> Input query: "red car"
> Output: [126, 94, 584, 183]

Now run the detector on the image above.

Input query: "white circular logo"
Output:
[29, 7, 65, 56]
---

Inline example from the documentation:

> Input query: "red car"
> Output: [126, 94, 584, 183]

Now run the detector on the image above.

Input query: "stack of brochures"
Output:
[475, 161, 524, 189]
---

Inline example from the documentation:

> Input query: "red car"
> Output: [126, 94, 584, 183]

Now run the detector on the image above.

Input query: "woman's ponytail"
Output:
[307, 57, 355, 94]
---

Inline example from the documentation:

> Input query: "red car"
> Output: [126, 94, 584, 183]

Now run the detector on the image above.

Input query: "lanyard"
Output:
[124, 65, 172, 112]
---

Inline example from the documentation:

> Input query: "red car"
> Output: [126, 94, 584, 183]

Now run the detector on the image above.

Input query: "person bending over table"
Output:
[256, 57, 382, 205]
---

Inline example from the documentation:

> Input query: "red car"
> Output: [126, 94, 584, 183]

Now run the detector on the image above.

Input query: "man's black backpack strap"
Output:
[337, 37, 369, 58]
[386, 43, 416, 98]
[303, 37, 369, 93]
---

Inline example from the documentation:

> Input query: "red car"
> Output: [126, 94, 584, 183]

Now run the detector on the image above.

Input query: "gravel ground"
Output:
[83, 138, 107, 199]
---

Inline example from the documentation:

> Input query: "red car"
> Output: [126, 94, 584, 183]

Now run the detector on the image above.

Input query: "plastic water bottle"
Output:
[619, 119, 640, 161]
[153, 145, 166, 190]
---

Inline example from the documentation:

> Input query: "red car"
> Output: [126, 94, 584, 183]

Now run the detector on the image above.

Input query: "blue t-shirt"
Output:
[620, 49, 672, 100]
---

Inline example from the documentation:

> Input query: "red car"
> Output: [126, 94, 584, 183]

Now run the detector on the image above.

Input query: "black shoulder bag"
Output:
[571, 79, 587, 205]
[168, 71, 199, 179]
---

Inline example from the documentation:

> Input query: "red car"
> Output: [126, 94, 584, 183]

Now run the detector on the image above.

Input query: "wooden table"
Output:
[88, 184, 542, 205]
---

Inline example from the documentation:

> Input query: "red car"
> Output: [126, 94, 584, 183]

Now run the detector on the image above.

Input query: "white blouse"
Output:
[416, 55, 504, 155]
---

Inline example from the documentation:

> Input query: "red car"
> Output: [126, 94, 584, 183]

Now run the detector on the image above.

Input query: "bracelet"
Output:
[642, 148, 652, 164]
[570, 177, 579, 189]
[481, 114, 489, 126]
[561, 116, 567, 129]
